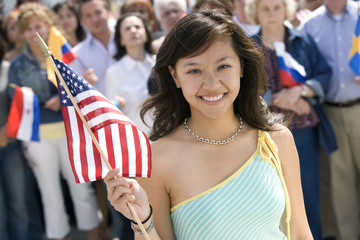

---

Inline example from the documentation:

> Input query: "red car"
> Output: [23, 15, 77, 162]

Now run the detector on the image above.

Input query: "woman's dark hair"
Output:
[0, 21, 7, 61]
[113, 12, 154, 60]
[53, 2, 86, 43]
[141, 10, 280, 141]
[193, 0, 233, 18]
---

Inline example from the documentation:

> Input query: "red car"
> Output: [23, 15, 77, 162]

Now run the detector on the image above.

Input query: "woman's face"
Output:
[6, 16, 22, 44]
[120, 16, 147, 49]
[169, 39, 242, 119]
[56, 6, 78, 35]
[23, 15, 49, 49]
[257, 0, 286, 30]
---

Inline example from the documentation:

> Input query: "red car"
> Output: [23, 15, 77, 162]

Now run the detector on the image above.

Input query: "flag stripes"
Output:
[55, 57, 151, 183]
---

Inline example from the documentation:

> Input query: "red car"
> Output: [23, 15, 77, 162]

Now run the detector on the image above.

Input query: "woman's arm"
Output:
[270, 127, 314, 240]
[104, 141, 175, 240]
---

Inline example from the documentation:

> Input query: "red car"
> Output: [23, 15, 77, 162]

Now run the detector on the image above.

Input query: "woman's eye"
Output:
[187, 69, 200, 74]
[218, 64, 230, 70]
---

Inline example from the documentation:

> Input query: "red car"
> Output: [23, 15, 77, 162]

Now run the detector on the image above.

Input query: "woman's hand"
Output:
[289, 98, 311, 116]
[44, 96, 61, 112]
[104, 169, 151, 222]
[272, 86, 302, 110]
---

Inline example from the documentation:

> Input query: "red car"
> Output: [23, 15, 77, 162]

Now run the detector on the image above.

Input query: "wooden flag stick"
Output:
[36, 33, 151, 240]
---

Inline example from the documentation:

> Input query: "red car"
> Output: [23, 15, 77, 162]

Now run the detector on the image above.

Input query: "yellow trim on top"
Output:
[170, 136, 261, 213]
[40, 121, 66, 139]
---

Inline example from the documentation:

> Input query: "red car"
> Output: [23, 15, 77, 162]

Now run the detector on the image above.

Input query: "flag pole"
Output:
[36, 33, 151, 240]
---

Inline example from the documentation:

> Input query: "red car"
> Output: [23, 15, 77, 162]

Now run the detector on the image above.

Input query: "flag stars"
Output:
[61, 90, 66, 95]
[62, 99, 67, 104]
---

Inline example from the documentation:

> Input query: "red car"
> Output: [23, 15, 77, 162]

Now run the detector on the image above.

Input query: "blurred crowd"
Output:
[0, 0, 359, 240]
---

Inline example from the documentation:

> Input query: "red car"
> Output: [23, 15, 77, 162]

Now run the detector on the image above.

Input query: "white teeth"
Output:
[202, 94, 224, 102]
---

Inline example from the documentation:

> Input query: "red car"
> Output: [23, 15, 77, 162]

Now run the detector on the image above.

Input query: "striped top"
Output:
[170, 131, 291, 240]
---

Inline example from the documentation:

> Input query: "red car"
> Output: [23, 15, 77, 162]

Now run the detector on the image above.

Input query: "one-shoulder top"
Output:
[170, 131, 291, 240]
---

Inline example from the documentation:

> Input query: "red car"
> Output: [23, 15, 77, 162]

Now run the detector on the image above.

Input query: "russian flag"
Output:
[349, 14, 360, 76]
[7, 86, 40, 141]
[274, 41, 306, 87]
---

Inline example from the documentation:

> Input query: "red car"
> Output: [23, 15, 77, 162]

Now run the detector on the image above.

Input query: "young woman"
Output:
[246, 0, 336, 239]
[2, 10, 23, 61]
[7, 3, 103, 240]
[53, 2, 86, 47]
[104, 10, 313, 240]
[105, 13, 155, 136]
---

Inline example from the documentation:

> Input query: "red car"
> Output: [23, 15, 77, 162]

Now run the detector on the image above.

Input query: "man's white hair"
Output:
[153, 0, 187, 20]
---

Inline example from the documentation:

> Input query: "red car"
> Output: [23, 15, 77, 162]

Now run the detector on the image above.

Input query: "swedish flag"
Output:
[349, 14, 360, 76]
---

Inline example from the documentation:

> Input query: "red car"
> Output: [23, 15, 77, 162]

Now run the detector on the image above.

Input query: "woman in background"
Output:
[246, 0, 336, 239]
[53, 2, 86, 47]
[105, 13, 155, 136]
[2, 10, 23, 61]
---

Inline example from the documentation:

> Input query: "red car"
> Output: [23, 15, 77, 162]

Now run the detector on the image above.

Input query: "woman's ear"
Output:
[168, 65, 181, 88]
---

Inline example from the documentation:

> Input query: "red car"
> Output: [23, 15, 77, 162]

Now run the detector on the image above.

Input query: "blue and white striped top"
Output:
[170, 131, 291, 240]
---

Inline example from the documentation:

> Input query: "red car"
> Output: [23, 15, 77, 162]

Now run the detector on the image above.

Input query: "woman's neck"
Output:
[186, 112, 241, 142]
[67, 32, 80, 47]
[261, 26, 285, 48]
[126, 47, 146, 61]
[29, 44, 46, 66]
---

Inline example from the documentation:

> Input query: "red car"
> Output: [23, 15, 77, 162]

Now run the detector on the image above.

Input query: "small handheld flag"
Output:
[274, 41, 307, 87]
[47, 26, 77, 86]
[7, 86, 40, 141]
[55, 57, 151, 183]
[349, 14, 360, 76]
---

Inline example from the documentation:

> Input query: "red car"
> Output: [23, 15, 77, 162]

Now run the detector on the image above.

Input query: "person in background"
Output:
[2, 10, 23, 61]
[104, 10, 313, 240]
[69, 0, 116, 95]
[105, 13, 155, 136]
[152, 0, 187, 53]
[7, 3, 104, 240]
[0, 23, 28, 240]
[301, 1, 360, 239]
[233, 0, 260, 36]
[246, 0, 336, 239]
[121, 0, 158, 37]
[192, 0, 233, 17]
[53, 2, 86, 47]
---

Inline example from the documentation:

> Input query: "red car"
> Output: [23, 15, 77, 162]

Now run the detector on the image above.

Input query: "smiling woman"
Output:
[104, 10, 313, 240]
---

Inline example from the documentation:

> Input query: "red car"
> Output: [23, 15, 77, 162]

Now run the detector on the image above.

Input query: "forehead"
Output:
[178, 39, 238, 65]
[81, 0, 106, 14]
[159, 2, 179, 13]
[121, 16, 143, 27]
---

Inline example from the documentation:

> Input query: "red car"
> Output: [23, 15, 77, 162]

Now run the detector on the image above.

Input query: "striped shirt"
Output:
[170, 131, 290, 240]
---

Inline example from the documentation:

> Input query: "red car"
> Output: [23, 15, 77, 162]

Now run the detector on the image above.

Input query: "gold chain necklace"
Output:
[184, 116, 243, 145]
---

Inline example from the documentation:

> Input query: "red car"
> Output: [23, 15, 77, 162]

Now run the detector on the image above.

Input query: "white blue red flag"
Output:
[274, 41, 306, 87]
[7, 86, 40, 141]
[54, 56, 151, 183]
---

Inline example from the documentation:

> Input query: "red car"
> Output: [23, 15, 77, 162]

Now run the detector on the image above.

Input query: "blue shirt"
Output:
[301, 0, 360, 102]
[7, 47, 63, 124]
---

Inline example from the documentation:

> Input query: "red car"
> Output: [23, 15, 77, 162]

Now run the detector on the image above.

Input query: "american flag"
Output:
[54, 57, 151, 183]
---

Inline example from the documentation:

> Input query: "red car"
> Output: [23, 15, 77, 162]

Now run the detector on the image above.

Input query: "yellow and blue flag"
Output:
[349, 14, 360, 76]
[47, 26, 77, 86]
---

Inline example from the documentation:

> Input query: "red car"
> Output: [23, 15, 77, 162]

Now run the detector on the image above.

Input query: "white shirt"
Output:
[232, 15, 260, 37]
[105, 54, 155, 136]
[69, 32, 116, 94]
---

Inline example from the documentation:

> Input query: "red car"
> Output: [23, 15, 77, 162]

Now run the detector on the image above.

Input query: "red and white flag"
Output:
[54, 56, 151, 183]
